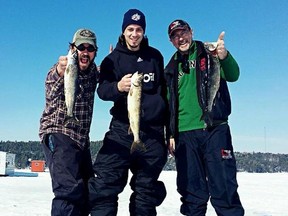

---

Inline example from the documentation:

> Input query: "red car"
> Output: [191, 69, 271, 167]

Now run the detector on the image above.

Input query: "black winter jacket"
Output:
[97, 37, 168, 128]
[164, 41, 233, 138]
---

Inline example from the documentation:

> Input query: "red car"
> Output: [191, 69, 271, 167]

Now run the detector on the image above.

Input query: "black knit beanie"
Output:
[122, 9, 146, 33]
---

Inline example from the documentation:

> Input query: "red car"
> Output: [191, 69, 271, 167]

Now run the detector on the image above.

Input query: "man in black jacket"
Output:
[88, 9, 168, 216]
[164, 19, 244, 216]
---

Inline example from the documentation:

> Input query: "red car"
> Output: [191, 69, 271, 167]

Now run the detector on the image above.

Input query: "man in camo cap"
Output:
[39, 28, 98, 216]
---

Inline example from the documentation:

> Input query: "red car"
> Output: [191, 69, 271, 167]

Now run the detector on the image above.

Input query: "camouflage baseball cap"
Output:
[72, 29, 97, 48]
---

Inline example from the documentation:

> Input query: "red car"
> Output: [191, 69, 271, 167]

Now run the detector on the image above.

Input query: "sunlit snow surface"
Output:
[1, 170, 287, 216]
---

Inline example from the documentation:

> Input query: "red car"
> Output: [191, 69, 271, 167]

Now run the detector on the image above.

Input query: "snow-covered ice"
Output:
[1, 170, 287, 216]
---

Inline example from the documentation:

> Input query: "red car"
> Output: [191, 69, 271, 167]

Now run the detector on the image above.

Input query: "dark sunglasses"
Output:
[76, 44, 97, 52]
[170, 29, 190, 41]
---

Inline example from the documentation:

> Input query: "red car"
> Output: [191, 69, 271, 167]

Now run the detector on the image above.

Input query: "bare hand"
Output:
[217, 31, 228, 60]
[117, 74, 132, 92]
[168, 138, 175, 156]
[56, 55, 68, 77]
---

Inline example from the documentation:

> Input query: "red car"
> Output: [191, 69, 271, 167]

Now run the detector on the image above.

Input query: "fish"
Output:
[63, 49, 80, 126]
[201, 42, 221, 126]
[127, 71, 145, 153]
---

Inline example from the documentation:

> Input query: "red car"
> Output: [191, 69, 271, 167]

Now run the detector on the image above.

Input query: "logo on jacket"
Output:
[221, 149, 233, 159]
[137, 57, 143, 62]
[200, 58, 206, 71]
[143, 73, 155, 83]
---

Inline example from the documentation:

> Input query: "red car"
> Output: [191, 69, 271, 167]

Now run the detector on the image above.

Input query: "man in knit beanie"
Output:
[89, 8, 168, 216]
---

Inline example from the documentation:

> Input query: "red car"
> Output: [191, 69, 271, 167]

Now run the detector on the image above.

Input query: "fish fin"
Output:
[129, 88, 133, 96]
[128, 126, 132, 135]
[64, 116, 80, 127]
[130, 140, 146, 154]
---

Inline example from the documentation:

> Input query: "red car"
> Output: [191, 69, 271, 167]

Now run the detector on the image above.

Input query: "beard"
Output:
[78, 54, 93, 71]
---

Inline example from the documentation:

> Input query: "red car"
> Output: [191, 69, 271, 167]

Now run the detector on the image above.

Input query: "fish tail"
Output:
[64, 116, 80, 127]
[200, 112, 213, 127]
[130, 140, 146, 154]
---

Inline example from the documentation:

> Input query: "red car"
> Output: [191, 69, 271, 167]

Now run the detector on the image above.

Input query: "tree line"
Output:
[1, 141, 288, 173]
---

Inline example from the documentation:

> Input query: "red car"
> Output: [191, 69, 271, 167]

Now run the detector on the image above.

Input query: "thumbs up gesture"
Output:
[217, 31, 228, 60]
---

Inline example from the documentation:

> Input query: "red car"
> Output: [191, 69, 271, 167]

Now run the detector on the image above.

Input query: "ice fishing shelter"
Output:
[0, 151, 15, 176]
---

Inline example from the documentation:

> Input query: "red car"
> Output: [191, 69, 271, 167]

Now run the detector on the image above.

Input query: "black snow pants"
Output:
[175, 124, 244, 216]
[88, 119, 167, 216]
[42, 133, 94, 216]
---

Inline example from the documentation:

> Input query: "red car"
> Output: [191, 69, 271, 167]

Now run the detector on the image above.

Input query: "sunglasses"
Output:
[170, 29, 190, 41]
[76, 44, 97, 52]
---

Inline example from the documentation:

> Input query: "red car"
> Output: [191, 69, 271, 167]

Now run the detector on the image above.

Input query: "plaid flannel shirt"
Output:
[39, 63, 98, 149]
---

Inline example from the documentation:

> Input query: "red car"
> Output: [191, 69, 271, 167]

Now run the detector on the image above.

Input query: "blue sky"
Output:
[1, 0, 287, 154]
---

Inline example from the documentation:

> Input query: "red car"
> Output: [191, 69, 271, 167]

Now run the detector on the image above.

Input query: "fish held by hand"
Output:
[127, 71, 145, 153]
[64, 49, 80, 126]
